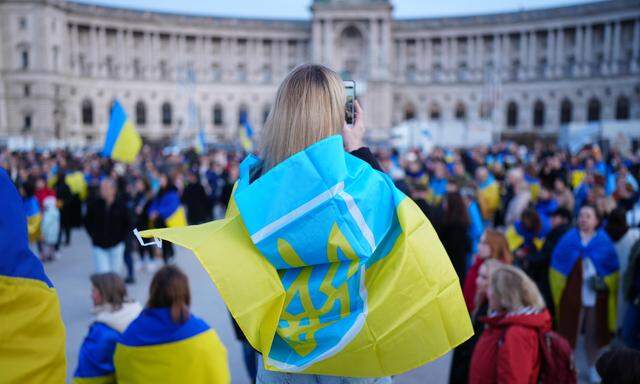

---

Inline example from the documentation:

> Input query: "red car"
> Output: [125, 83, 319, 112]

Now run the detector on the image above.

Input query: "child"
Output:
[41, 196, 60, 261]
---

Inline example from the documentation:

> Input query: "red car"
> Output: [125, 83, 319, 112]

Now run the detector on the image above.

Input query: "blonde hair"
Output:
[490, 265, 545, 312]
[474, 259, 503, 312]
[259, 64, 345, 171]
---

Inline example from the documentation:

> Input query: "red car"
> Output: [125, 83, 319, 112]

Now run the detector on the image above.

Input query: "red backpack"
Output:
[536, 330, 577, 384]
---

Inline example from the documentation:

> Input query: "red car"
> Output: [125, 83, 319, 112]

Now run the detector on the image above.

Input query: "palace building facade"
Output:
[0, 0, 639, 145]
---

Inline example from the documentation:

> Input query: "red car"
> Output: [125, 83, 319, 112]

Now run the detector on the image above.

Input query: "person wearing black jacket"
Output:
[54, 171, 73, 248]
[439, 191, 472, 282]
[84, 178, 129, 274]
[182, 171, 212, 225]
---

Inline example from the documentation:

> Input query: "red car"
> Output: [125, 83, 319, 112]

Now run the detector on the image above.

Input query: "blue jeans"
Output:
[256, 355, 392, 384]
[93, 243, 124, 274]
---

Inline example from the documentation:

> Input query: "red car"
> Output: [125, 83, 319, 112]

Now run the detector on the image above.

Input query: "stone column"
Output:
[442, 37, 450, 81]
[415, 37, 424, 81]
[369, 18, 379, 78]
[603, 22, 612, 75]
[546, 29, 554, 78]
[323, 19, 333, 68]
[528, 31, 536, 78]
[612, 21, 621, 74]
[381, 19, 391, 78]
[555, 28, 564, 77]
[70, 23, 79, 76]
[519, 31, 528, 80]
[493, 33, 501, 79]
[632, 18, 640, 73]
[89, 26, 98, 77]
[425, 38, 433, 82]
[583, 24, 593, 76]
[398, 39, 406, 80]
[283, 39, 290, 74]
[312, 19, 322, 63]
[451, 36, 458, 81]
[475, 35, 483, 81]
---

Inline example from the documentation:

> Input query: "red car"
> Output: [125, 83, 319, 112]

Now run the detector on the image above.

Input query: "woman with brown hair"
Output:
[114, 265, 229, 383]
[439, 191, 472, 281]
[74, 273, 142, 383]
[463, 229, 514, 312]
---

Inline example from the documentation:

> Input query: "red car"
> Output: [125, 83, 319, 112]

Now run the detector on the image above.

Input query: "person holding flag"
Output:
[0, 168, 66, 383]
[102, 101, 142, 164]
[139, 64, 472, 382]
[148, 173, 187, 264]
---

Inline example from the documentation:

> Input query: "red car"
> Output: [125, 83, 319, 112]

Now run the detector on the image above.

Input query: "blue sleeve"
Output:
[74, 323, 119, 379]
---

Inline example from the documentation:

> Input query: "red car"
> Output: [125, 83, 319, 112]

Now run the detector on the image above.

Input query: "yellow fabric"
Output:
[66, 172, 89, 201]
[505, 226, 524, 252]
[604, 273, 619, 333]
[571, 170, 586, 189]
[111, 121, 142, 164]
[27, 214, 42, 243]
[139, 196, 473, 377]
[549, 268, 567, 318]
[0, 275, 66, 384]
[477, 183, 500, 221]
[165, 206, 187, 228]
[73, 375, 115, 384]
[114, 329, 229, 384]
[529, 182, 540, 202]
[533, 238, 545, 251]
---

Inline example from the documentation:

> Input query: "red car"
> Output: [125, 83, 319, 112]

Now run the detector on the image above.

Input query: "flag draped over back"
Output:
[0, 169, 66, 383]
[23, 195, 42, 243]
[102, 101, 142, 164]
[140, 135, 472, 377]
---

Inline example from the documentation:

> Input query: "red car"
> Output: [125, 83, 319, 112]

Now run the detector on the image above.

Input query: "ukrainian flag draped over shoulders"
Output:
[102, 101, 142, 164]
[149, 189, 187, 228]
[114, 308, 229, 383]
[0, 169, 66, 383]
[140, 135, 472, 377]
[550, 228, 619, 331]
[24, 195, 42, 243]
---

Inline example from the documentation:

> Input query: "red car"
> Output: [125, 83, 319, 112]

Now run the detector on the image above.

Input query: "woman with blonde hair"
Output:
[469, 265, 552, 384]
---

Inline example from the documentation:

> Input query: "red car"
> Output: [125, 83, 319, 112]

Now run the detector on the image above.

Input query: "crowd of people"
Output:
[3, 137, 640, 383]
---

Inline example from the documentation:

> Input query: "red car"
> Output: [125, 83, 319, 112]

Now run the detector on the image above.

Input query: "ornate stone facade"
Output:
[0, 0, 638, 145]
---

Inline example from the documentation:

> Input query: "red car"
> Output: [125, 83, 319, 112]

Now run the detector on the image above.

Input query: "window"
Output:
[106, 56, 115, 78]
[479, 102, 492, 120]
[79, 54, 88, 76]
[160, 60, 169, 80]
[161, 102, 172, 126]
[457, 62, 468, 81]
[236, 64, 247, 82]
[429, 104, 441, 121]
[404, 104, 415, 120]
[19, 17, 27, 30]
[135, 101, 146, 125]
[509, 59, 520, 80]
[23, 114, 32, 132]
[506, 101, 518, 128]
[615, 95, 630, 120]
[21, 49, 29, 70]
[81, 99, 93, 125]
[133, 58, 142, 79]
[24, 84, 31, 97]
[261, 64, 272, 84]
[212, 64, 221, 82]
[454, 103, 467, 121]
[560, 99, 572, 125]
[533, 100, 545, 128]
[213, 104, 223, 125]
[587, 98, 601, 122]
[406, 64, 417, 82]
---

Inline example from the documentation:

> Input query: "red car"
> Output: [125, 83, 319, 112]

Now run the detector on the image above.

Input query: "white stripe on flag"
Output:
[338, 190, 376, 251]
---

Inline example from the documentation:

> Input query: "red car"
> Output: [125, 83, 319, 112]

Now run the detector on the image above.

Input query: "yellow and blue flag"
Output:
[505, 221, 548, 253]
[477, 175, 500, 222]
[140, 135, 472, 376]
[239, 113, 254, 152]
[194, 130, 207, 155]
[73, 322, 119, 384]
[114, 308, 229, 383]
[23, 195, 42, 243]
[0, 169, 66, 383]
[550, 228, 619, 332]
[149, 190, 187, 228]
[102, 101, 142, 164]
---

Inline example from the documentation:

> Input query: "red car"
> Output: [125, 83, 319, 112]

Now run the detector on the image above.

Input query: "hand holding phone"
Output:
[344, 80, 356, 126]
[342, 99, 364, 152]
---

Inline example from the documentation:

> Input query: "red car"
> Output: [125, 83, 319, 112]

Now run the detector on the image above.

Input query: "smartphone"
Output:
[344, 80, 356, 127]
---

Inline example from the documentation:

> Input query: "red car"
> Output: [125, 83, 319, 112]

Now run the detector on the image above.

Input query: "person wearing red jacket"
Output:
[34, 176, 56, 208]
[469, 264, 552, 384]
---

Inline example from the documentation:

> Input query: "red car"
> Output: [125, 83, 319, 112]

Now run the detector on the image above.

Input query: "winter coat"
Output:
[84, 198, 130, 249]
[41, 201, 60, 245]
[469, 308, 552, 384]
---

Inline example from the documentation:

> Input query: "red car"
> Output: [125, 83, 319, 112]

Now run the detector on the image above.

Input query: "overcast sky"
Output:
[72, 0, 597, 19]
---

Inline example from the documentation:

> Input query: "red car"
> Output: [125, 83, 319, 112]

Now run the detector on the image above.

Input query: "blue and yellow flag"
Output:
[239, 113, 254, 152]
[102, 101, 142, 164]
[114, 308, 229, 383]
[194, 130, 207, 155]
[73, 323, 119, 384]
[148, 190, 187, 228]
[477, 175, 500, 222]
[550, 228, 619, 331]
[140, 135, 472, 377]
[0, 169, 66, 383]
[23, 195, 42, 243]
[505, 221, 548, 253]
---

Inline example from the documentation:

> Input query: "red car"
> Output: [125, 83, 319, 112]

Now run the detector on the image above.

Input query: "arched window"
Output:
[262, 104, 271, 124]
[23, 113, 32, 132]
[479, 102, 492, 120]
[135, 101, 146, 125]
[21, 49, 29, 70]
[587, 98, 601, 122]
[238, 104, 249, 125]
[213, 104, 223, 126]
[533, 100, 545, 128]
[560, 99, 572, 125]
[454, 103, 467, 121]
[429, 103, 441, 121]
[161, 102, 172, 127]
[81, 99, 93, 125]
[615, 95, 630, 120]
[506, 101, 518, 129]
[404, 104, 415, 120]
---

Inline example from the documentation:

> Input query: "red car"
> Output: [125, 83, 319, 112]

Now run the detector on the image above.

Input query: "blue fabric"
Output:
[468, 201, 484, 255]
[102, 101, 127, 157]
[119, 308, 210, 347]
[0, 169, 53, 287]
[23, 196, 40, 217]
[513, 220, 549, 249]
[233, 135, 406, 370]
[550, 228, 619, 277]
[478, 174, 495, 190]
[74, 322, 119, 378]
[148, 191, 181, 220]
[535, 198, 557, 235]
[429, 178, 448, 198]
